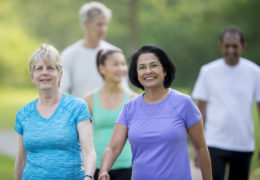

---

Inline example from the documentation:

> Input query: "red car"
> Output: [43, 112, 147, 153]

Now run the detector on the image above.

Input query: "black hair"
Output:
[96, 49, 122, 78]
[128, 45, 176, 90]
[220, 26, 245, 44]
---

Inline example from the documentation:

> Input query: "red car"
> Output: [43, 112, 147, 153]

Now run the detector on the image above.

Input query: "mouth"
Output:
[144, 76, 156, 81]
[40, 79, 51, 82]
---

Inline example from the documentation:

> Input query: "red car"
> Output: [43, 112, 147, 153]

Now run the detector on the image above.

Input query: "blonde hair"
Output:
[79, 1, 111, 24]
[29, 44, 63, 73]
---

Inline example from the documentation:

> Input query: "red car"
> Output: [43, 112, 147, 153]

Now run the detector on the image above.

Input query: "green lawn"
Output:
[0, 154, 15, 180]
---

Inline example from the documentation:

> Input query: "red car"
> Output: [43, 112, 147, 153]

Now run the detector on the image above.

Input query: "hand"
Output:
[98, 171, 110, 180]
[194, 153, 200, 168]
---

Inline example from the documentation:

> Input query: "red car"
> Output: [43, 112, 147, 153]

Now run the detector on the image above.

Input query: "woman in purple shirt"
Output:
[98, 45, 212, 180]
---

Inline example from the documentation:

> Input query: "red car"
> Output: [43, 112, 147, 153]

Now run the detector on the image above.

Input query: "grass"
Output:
[0, 154, 15, 180]
[0, 87, 259, 178]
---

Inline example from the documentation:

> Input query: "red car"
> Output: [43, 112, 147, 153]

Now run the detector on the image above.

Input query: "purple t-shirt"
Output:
[117, 89, 201, 180]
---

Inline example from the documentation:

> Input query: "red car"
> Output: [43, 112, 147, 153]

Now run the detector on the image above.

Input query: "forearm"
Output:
[82, 148, 96, 177]
[14, 157, 26, 180]
[196, 145, 212, 180]
[99, 146, 120, 174]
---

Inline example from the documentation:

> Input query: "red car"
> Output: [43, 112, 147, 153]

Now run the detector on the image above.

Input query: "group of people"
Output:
[14, 1, 260, 180]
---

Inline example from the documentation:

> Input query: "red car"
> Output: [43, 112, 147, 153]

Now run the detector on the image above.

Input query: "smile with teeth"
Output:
[144, 76, 156, 80]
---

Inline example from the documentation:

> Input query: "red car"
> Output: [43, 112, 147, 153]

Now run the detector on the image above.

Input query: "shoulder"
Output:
[200, 58, 223, 73]
[62, 93, 87, 109]
[170, 89, 192, 104]
[61, 41, 82, 58]
[16, 99, 37, 117]
[83, 91, 95, 107]
[100, 40, 120, 50]
[240, 58, 260, 72]
[123, 94, 141, 110]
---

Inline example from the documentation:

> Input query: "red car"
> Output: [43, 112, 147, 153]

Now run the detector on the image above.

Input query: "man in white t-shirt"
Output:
[61, 1, 127, 98]
[192, 26, 260, 180]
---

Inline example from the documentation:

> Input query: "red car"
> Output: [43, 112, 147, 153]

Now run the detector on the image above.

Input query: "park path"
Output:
[0, 129, 203, 180]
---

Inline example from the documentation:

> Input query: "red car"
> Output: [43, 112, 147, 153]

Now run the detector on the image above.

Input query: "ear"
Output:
[218, 41, 222, 50]
[99, 64, 105, 75]
[241, 43, 247, 52]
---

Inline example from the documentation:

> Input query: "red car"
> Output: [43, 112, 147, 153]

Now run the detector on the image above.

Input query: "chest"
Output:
[128, 112, 187, 146]
[22, 111, 78, 151]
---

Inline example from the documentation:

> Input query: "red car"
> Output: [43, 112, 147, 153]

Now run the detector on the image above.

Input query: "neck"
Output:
[143, 87, 169, 103]
[38, 89, 62, 106]
[102, 80, 124, 94]
[83, 35, 100, 49]
[224, 57, 240, 66]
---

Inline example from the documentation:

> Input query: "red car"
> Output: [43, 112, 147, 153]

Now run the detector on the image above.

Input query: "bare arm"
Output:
[98, 124, 128, 180]
[14, 135, 27, 180]
[197, 100, 207, 124]
[77, 119, 96, 179]
[188, 120, 212, 180]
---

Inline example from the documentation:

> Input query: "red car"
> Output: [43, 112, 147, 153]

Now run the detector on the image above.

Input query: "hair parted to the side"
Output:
[129, 45, 176, 90]
[29, 43, 63, 73]
[79, 1, 111, 24]
[96, 49, 122, 79]
[220, 25, 245, 44]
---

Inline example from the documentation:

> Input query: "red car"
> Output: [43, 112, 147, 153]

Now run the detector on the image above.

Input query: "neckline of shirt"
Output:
[140, 89, 173, 106]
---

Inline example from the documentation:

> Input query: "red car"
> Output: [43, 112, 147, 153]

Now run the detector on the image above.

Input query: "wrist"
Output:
[84, 174, 93, 179]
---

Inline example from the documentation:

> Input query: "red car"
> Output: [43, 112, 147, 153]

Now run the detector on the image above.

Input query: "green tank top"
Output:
[92, 89, 132, 169]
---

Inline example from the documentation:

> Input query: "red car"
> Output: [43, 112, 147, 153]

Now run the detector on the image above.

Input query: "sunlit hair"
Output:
[96, 49, 123, 79]
[79, 1, 111, 25]
[220, 25, 245, 44]
[29, 44, 63, 73]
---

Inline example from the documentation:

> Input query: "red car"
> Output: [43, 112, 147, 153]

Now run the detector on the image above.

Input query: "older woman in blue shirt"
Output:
[14, 44, 96, 180]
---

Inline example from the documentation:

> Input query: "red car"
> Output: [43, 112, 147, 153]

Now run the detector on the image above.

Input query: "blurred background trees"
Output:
[1, 0, 259, 89]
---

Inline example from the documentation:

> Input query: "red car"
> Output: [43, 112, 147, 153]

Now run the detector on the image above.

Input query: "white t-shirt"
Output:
[192, 58, 260, 152]
[61, 40, 127, 98]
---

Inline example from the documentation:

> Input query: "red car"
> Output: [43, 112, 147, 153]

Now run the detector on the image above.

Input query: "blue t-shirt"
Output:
[117, 89, 202, 180]
[15, 93, 91, 180]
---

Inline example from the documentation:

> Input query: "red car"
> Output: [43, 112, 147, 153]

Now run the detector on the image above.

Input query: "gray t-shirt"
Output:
[61, 40, 121, 97]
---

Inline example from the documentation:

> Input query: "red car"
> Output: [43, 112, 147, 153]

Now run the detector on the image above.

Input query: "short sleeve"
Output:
[116, 103, 128, 127]
[14, 110, 24, 135]
[192, 66, 209, 101]
[184, 97, 202, 128]
[75, 101, 92, 124]
[253, 67, 260, 102]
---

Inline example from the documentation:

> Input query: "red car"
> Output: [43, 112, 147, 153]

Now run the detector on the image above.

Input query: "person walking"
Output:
[84, 49, 137, 180]
[61, 1, 127, 98]
[98, 45, 212, 180]
[192, 26, 260, 180]
[14, 44, 96, 180]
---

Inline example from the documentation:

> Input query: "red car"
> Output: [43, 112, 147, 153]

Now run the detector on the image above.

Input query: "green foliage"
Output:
[0, 88, 38, 129]
[0, 154, 15, 180]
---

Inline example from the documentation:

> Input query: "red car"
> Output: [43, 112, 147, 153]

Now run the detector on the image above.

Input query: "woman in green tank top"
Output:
[84, 49, 137, 180]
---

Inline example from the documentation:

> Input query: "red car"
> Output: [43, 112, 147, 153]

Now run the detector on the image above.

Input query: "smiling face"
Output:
[219, 32, 245, 66]
[31, 58, 62, 92]
[137, 53, 166, 90]
[99, 52, 127, 83]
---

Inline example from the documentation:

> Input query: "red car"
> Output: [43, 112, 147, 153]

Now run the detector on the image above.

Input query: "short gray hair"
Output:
[29, 44, 63, 73]
[79, 1, 112, 24]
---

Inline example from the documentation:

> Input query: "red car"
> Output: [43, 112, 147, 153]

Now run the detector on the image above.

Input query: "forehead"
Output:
[35, 58, 55, 66]
[89, 14, 108, 23]
[222, 32, 241, 44]
[105, 52, 125, 62]
[137, 53, 160, 65]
